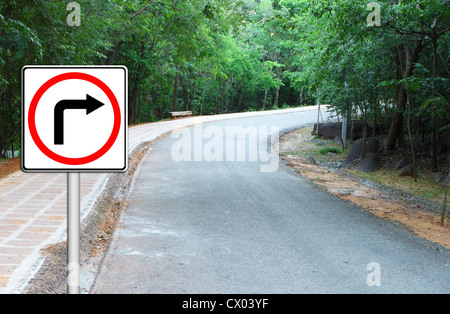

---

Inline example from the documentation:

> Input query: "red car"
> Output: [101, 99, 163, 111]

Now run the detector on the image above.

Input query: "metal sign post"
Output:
[67, 173, 80, 294]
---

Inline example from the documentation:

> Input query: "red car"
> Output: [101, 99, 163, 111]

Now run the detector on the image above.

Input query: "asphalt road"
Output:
[92, 110, 450, 294]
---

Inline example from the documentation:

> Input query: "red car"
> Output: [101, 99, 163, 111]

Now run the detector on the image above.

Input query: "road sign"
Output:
[22, 66, 128, 294]
[22, 66, 128, 173]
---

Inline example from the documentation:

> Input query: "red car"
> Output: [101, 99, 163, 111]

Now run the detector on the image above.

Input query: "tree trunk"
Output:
[385, 40, 423, 152]
[406, 90, 417, 182]
[0, 136, 4, 159]
[442, 165, 448, 226]
[200, 90, 206, 116]
[316, 101, 321, 137]
[372, 102, 377, 138]
[431, 115, 438, 172]
[215, 84, 222, 115]
[216, 97, 221, 114]
[342, 114, 348, 150]
[288, 87, 293, 107]
[105, 42, 122, 65]
[360, 105, 367, 159]
[431, 37, 438, 172]
[299, 87, 304, 107]
[263, 89, 268, 110]
[136, 90, 142, 125]
[173, 75, 178, 112]
[128, 82, 138, 125]
[274, 87, 280, 109]
[238, 90, 244, 112]
[189, 82, 195, 112]
[180, 76, 188, 112]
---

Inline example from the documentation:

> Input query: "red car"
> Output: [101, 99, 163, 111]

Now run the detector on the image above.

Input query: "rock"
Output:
[440, 128, 450, 153]
[395, 157, 410, 170]
[311, 122, 342, 140]
[307, 156, 318, 165]
[344, 137, 380, 167]
[335, 188, 355, 196]
[433, 172, 446, 183]
[311, 120, 379, 141]
[353, 155, 383, 173]
[398, 165, 415, 177]
[433, 172, 449, 185]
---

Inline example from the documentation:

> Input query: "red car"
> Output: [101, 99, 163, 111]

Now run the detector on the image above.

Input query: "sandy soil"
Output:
[0, 158, 21, 180]
[280, 129, 450, 250]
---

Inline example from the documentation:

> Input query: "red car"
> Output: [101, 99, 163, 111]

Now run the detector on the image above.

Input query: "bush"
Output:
[318, 147, 341, 155]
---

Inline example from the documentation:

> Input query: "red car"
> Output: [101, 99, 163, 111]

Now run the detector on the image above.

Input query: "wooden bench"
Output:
[169, 111, 193, 119]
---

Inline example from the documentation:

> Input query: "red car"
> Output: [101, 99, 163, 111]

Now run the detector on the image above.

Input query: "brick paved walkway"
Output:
[0, 107, 319, 293]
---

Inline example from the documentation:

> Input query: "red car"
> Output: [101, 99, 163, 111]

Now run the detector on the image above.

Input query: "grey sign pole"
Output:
[67, 172, 80, 294]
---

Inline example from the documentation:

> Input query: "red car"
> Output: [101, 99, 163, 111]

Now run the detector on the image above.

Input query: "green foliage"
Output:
[0, 0, 448, 163]
[318, 147, 342, 155]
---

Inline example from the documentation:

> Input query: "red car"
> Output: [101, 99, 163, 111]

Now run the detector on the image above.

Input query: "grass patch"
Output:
[350, 167, 446, 205]
[318, 147, 342, 155]
[281, 126, 350, 163]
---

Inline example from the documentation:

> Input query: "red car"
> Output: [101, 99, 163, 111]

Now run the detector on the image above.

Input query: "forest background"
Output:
[0, 0, 448, 174]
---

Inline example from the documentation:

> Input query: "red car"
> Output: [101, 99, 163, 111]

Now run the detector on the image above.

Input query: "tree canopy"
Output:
[0, 0, 449, 171]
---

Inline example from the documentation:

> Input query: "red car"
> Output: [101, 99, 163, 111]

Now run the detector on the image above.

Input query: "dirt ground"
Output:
[280, 129, 450, 250]
[0, 158, 21, 180]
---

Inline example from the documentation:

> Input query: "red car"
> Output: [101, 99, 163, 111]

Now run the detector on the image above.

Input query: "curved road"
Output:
[0, 106, 320, 293]
[92, 110, 449, 294]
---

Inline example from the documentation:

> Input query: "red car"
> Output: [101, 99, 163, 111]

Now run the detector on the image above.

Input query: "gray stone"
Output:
[440, 128, 450, 152]
[433, 172, 446, 183]
[398, 165, 415, 177]
[344, 137, 380, 167]
[353, 154, 383, 173]
[312, 121, 380, 141]
[336, 188, 355, 196]
[307, 156, 318, 165]
[395, 157, 410, 170]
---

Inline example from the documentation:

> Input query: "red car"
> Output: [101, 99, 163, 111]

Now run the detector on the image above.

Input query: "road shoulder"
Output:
[280, 128, 450, 251]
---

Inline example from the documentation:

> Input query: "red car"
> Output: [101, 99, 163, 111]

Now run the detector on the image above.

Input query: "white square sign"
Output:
[22, 66, 128, 173]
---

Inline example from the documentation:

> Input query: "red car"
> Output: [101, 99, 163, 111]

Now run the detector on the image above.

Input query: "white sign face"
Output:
[22, 66, 128, 173]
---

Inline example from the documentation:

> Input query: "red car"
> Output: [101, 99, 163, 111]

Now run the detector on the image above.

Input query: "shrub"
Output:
[318, 147, 341, 155]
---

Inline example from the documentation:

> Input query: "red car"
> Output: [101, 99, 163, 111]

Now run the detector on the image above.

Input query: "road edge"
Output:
[21, 138, 159, 294]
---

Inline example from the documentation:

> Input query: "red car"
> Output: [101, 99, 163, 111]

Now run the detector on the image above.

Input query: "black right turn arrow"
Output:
[54, 94, 105, 145]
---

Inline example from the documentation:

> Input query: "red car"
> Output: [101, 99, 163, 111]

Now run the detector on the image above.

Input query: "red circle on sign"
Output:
[28, 72, 122, 166]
